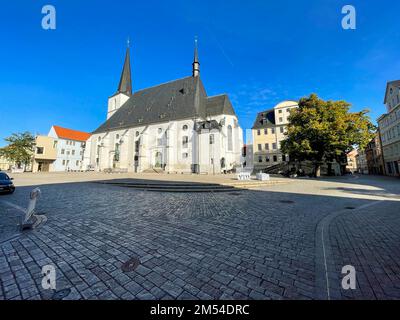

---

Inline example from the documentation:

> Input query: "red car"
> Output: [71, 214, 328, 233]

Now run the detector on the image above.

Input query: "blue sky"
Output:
[1, 0, 399, 146]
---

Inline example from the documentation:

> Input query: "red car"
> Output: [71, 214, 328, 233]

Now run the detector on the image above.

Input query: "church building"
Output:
[83, 41, 243, 174]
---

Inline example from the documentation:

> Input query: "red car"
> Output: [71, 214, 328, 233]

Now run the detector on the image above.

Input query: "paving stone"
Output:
[124, 281, 143, 295]
[0, 175, 399, 300]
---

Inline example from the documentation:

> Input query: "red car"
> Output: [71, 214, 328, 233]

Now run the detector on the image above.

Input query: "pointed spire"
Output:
[117, 40, 132, 95]
[192, 36, 200, 77]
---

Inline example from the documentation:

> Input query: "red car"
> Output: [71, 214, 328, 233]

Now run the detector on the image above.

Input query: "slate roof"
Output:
[252, 109, 276, 129]
[206, 95, 236, 117]
[93, 76, 237, 134]
[117, 48, 132, 95]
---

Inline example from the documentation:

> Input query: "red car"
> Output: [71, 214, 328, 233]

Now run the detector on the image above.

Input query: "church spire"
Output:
[117, 40, 132, 95]
[192, 36, 200, 77]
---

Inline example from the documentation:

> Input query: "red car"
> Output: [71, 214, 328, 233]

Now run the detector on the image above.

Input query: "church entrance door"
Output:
[154, 152, 163, 168]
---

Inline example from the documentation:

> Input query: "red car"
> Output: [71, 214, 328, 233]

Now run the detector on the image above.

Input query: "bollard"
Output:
[21, 188, 41, 230]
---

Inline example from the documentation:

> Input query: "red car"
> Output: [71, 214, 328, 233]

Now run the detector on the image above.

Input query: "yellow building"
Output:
[379, 80, 400, 176]
[0, 156, 13, 171]
[252, 101, 298, 171]
[32, 135, 57, 172]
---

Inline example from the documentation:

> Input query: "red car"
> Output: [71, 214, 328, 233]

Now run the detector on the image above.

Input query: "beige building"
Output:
[0, 156, 13, 171]
[252, 101, 298, 171]
[0, 154, 32, 172]
[378, 80, 400, 176]
[32, 135, 57, 172]
[346, 149, 358, 173]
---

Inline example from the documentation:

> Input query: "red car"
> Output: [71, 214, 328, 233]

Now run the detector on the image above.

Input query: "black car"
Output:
[0, 172, 15, 194]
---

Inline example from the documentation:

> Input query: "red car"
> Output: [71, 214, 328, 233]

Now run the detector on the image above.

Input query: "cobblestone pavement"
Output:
[0, 173, 399, 300]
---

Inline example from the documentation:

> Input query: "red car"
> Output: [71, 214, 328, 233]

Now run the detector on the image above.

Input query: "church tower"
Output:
[192, 37, 200, 77]
[107, 42, 132, 119]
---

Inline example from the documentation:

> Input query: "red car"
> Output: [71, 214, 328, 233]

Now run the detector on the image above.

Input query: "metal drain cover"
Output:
[121, 257, 141, 272]
[279, 200, 295, 204]
[229, 192, 242, 196]
[52, 288, 71, 300]
[345, 206, 356, 210]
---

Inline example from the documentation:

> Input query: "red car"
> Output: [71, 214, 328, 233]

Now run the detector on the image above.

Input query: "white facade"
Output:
[48, 126, 88, 171]
[84, 114, 243, 174]
[107, 93, 130, 120]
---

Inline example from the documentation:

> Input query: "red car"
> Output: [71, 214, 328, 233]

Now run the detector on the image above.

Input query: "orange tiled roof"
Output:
[53, 125, 91, 142]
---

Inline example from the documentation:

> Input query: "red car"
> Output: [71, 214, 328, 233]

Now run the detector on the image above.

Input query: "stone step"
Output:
[141, 187, 239, 193]
[95, 180, 241, 192]
[123, 184, 235, 190]
[98, 181, 223, 188]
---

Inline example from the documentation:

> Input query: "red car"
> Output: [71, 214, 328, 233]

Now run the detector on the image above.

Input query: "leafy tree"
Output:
[281, 94, 375, 177]
[0, 132, 36, 170]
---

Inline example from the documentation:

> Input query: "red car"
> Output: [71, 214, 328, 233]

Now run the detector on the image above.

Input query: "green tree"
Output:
[0, 132, 36, 170]
[281, 94, 375, 177]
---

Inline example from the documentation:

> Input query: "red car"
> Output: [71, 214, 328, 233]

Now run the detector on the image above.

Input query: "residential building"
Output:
[346, 149, 358, 173]
[32, 135, 57, 172]
[84, 41, 243, 174]
[355, 149, 368, 174]
[48, 126, 91, 171]
[0, 156, 12, 171]
[252, 101, 298, 171]
[378, 80, 400, 176]
[241, 144, 254, 170]
[1, 153, 32, 173]
[365, 134, 385, 175]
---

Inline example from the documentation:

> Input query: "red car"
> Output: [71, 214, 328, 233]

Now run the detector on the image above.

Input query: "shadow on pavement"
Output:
[0, 177, 399, 300]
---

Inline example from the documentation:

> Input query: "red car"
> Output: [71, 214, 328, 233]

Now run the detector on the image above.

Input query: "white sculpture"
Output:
[256, 173, 270, 181]
[21, 188, 42, 230]
[237, 172, 251, 181]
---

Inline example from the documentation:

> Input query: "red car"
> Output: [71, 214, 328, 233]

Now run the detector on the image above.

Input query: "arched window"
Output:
[227, 125, 233, 151]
